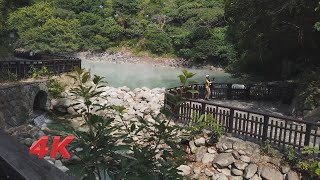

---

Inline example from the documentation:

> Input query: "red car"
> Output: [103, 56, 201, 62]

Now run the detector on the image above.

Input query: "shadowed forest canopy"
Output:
[0, 0, 320, 83]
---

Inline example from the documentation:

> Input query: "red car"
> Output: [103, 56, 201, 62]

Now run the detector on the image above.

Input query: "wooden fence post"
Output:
[262, 115, 269, 142]
[228, 108, 234, 133]
[304, 124, 312, 146]
[227, 84, 232, 99]
[201, 102, 206, 116]
[245, 85, 251, 99]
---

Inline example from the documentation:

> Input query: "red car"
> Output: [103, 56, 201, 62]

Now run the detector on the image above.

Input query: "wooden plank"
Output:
[0, 132, 76, 180]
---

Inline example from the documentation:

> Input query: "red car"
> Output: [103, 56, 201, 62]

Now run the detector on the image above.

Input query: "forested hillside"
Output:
[1, 0, 320, 83]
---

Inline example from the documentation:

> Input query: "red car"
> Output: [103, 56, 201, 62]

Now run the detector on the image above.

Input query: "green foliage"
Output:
[28, 66, 49, 79]
[283, 146, 297, 163]
[63, 68, 185, 179]
[144, 27, 173, 55]
[4, 0, 234, 65]
[297, 146, 320, 178]
[296, 68, 320, 108]
[225, 0, 320, 79]
[186, 113, 224, 143]
[261, 141, 278, 157]
[0, 70, 18, 82]
[48, 78, 65, 98]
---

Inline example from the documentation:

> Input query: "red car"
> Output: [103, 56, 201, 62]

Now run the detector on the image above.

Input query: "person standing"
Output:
[205, 75, 212, 100]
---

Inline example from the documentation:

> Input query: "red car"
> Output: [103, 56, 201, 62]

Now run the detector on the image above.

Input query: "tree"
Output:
[19, 18, 81, 53]
[225, 0, 320, 79]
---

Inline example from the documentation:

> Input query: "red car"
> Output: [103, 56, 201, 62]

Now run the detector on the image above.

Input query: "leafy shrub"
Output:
[0, 70, 18, 82]
[296, 68, 320, 109]
[297, 146, 320, 178]
[187, 113, 224, 143]
[48, 78, 64, 98]
[28, 66, 49, 79]
[261, 141, 278, 157]
[283, 146, 297, 164]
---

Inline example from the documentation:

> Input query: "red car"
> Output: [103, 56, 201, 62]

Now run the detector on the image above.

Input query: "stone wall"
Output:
[0, 81, 49, 129]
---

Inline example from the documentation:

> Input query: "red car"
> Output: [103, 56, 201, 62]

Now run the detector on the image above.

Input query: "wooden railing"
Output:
[167, 83, 295, 103]
[0, 54, 81, 79]
[165, 84, 320, 153]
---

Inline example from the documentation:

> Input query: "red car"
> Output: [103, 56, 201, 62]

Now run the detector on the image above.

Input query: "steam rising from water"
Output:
[82, 60, 237, 89]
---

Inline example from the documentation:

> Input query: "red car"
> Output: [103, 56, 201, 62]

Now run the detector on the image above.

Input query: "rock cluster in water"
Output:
[52, 86, 166, 118]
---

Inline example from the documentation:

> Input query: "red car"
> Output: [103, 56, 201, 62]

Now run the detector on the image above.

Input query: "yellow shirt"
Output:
[206, 79, 210, 89]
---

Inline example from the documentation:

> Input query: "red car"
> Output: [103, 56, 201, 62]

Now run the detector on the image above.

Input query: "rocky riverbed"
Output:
[75, 51, 224, 71]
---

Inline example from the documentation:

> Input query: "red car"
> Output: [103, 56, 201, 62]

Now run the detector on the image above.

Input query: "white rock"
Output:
[202, 153, 215, 164]
[212, 173, 228, 180]
[177, 165, 192, 176]
[194, 137, 206, 146]
[204, 168, 214, 177]
[193, 167, 201, 175]
[244, 164, 258, 179]
[240, 155, 251, 163]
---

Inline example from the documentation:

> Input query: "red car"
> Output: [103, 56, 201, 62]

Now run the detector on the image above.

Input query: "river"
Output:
[82, 60, 237, 89]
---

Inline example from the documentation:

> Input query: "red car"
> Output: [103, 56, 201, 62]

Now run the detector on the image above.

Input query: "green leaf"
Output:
[178, 75, 186, 84]
[186, 72, 196, 78]
[182, 69, 188, 77]
[82, 72, 90, 84]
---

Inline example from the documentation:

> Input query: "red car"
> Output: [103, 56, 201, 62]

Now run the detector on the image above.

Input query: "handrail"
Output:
[165, 84, 320, 153]
[188, 98, 320, 126]
[0, 54, 81, 80]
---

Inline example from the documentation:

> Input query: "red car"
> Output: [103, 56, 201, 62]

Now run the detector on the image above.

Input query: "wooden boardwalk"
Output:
[165, 83, 320, 153]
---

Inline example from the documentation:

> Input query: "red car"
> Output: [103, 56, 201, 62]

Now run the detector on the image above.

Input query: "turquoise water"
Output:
[82, 61, 237, 89]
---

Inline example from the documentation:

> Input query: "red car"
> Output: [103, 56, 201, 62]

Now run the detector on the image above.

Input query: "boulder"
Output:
[194, 137, 206, 146]
[250, 174, 262, 180]
[232, 150, 240, 159]
[234, 161, 248, 170]
[261, 166, 283, 180]
[212, 173, 228, 180]
[230, 176, 243, 180]
[202, 153, 215, 164]
[240, 155, 251, 163]
[208, 147, 217, 154]
[231, 168, 243, 176]
[213, 153, 235, 168]
[286, 171, 299, 180]
[238, 150, 246, 155]
[196, 146, 207, 162]
[204, 168, 214, 177]
[193, 166, 201, 175]
[189, 141, 197, 154]
[281, 166, 290, 174]
[221, 168, 231, 176]
[244, 164, 258, 179]
[177, 165, 192, 176]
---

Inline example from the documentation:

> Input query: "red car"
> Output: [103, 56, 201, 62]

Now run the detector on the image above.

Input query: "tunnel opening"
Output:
[33, 90, 48, 111]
